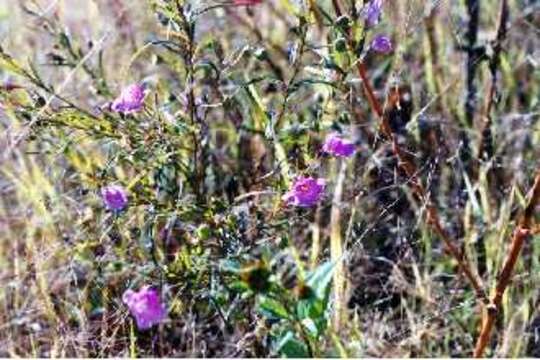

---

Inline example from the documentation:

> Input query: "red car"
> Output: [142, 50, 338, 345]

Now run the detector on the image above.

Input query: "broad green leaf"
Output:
[275, 331, 309, 358]
[258, 295, 290, 320]
[306, 261, 335, 300]
[296, 298, 324, 321]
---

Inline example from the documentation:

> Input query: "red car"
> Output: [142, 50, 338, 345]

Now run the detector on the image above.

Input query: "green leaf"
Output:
[229, 281, 250, 293]
[47, 109, 115, 137]
[306, 261, 335, 300]
[275, 331, 309, 358]
[296, 298, 324, 320]
[258, 295, 290, 320]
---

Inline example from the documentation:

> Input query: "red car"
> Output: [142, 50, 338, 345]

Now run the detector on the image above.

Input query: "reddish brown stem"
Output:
[353, 30, 487, 306]
[356, 62, 384, 118]
[473, 169, 540, 357]
[333, 0, 487, 303]
[357, 61, 487, 302]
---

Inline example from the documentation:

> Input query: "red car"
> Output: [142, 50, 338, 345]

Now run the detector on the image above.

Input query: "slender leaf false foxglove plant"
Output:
[0, 0, 537, 356]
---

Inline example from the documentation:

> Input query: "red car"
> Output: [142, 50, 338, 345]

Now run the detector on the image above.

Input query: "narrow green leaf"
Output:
[0, 52, 27, 77]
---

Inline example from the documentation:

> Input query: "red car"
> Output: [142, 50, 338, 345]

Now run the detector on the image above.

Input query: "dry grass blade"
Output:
[330, 160, 347, 330]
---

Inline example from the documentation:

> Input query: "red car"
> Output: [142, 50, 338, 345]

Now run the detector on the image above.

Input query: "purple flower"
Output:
[283, 177, 326, 207]
[322, 133, 356, 158]
[362, 0, 383, 27]
[122, 286, 167, 330]
[111, 83, 146, 114]
[371, 35, 393, 54]
[101, 185, 128, 211]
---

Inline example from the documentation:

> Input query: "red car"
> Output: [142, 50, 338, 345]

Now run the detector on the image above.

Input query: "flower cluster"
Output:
[282, 133, 356, 208]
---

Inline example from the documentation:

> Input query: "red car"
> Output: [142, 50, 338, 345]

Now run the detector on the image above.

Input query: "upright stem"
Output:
[178, 3, 205, 203]
[474, 169, 540, 357]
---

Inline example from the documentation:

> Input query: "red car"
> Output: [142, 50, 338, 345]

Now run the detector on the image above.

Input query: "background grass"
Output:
[0, 0, 539, 357]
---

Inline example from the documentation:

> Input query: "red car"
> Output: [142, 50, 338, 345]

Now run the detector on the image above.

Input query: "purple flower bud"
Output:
[101, 185, 128, 211]
[122, 286, 167, 330]
[371, 35, 393, 54]
[322, 133, 356, 158]
[111, 83, 146, 114]
[362, 0, 383, 27]
[283, 177, 326, 207]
